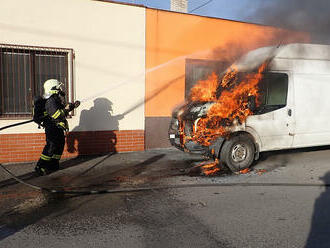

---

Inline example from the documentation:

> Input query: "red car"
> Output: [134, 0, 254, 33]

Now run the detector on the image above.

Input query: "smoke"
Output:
[209, 42, 246, 66]
[248, 0, 330, 43]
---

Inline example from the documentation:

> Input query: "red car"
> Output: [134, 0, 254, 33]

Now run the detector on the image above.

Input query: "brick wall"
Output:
[0, 130, 144, 163]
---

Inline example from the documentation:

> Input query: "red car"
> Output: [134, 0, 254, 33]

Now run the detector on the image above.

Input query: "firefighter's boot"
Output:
[49, 158, 60, 172]
[34, 160, 50, 176]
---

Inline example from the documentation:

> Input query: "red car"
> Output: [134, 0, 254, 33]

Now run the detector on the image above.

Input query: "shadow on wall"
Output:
[66, 98, 124, 156]
[305, 171, 330, 248]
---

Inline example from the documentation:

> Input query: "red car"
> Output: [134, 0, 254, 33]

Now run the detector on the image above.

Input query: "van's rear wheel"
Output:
[219, 134, 255, 173]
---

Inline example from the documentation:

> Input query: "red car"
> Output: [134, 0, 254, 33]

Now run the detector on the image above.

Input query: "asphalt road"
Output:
[1, 147, 330, 248]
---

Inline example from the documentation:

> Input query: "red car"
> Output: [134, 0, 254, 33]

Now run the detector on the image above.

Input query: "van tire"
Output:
[219, 134, 255, 173]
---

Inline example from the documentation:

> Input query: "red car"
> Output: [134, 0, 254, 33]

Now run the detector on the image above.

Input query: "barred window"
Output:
[0, 44, 73, 118]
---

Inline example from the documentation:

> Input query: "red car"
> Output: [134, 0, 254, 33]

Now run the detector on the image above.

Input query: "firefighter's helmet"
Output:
[43, 79, 63, 98]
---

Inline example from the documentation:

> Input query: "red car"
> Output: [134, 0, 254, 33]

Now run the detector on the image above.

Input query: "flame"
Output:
[199, 158, 220, 176]
[188, 63, 267, 146]
[189, 72, 218, 102]
[239, 168, 250, 174]
[180, 63, 267, 175]
[220, 65, 239, 88]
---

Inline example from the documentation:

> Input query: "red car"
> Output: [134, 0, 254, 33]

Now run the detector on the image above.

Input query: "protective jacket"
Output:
[44, 93, 70, 131]
[36, 93, 75, 174]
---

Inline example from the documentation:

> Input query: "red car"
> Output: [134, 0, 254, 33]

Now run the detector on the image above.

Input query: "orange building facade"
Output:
[145, 9, 308, 149]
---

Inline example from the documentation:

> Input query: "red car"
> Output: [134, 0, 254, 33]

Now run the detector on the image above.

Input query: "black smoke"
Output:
[247, 0, 330, 43]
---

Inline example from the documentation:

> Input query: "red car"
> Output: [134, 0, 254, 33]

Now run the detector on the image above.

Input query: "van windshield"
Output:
[256, 72, 288, 114]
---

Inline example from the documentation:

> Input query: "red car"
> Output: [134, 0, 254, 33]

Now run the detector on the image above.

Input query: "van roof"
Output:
[234, 43, 330, 72]
[276, 43, 330, 60]
[243, 43, 330, 61]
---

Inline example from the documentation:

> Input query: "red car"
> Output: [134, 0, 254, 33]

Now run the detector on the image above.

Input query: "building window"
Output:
[0, 44, 74, 118]
[185, 59, 227, 99]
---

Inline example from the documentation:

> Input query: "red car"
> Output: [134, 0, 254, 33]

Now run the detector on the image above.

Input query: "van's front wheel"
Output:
[219, 134, 255, 173]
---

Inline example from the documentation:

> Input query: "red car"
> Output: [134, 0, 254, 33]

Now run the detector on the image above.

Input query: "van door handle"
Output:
[288, 109, 292, 116]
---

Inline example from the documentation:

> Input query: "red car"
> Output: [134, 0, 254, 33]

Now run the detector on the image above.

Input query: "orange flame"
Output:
[189, 72, 218, 102]
[199, 158, 220, 176]
[189, 63, 267, 146]
[239, 168, 250, 174]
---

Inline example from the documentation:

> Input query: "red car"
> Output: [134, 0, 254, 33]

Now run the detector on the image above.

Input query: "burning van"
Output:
[169, 43, 330, 172]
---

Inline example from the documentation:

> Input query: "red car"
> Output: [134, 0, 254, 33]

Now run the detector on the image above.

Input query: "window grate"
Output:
[0, 44, 73, 118]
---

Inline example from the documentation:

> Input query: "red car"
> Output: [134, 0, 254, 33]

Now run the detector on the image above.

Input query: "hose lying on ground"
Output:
[1, 119, 329, 196]
[1, 163, 330, 196]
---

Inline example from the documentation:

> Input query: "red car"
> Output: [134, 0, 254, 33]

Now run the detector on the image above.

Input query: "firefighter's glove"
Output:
[65, 103, 75, 112]
[73, 100, 80, 109]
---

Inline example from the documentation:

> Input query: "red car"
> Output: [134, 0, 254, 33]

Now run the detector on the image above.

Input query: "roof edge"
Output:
[93, 0, 307, 34]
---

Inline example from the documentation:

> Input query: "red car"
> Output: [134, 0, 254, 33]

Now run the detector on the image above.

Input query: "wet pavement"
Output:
[1, 147, 330, 247]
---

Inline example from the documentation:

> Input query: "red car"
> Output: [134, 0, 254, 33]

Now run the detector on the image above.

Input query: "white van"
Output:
[169, 43, 330, 172]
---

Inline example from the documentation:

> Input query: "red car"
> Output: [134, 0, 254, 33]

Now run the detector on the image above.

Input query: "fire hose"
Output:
[0, 74, 187, 195]
[1, 161, 330, 197]
[1, 120, 330, 196]
[0, 120, 34, 131]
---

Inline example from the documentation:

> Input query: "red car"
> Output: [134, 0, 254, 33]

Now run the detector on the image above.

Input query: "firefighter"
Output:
[35, 79, 80, 176]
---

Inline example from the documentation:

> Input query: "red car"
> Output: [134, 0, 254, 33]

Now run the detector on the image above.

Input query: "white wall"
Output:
[0, 0, 145, 133]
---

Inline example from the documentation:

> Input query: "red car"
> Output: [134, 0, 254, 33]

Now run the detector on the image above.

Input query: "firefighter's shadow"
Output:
[58, 98, 124, 175]
[66, 97, 124, 157]
[305, 171, 330, 248]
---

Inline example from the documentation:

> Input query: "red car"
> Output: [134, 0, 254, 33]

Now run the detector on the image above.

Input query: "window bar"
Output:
[6, 50, 10, 115]
[30, 51, 36, 108]
[59, 51, 62, 82]
[52, 51, 55, 81]
[52, 50, 55, 79]
[66, 52, 71, 103]
[10, 48, 13, 114]
[17, 49, 21, 114]
[50, 50, 53, 82]
[35, 52, 39, 95]
[71, 51, 74, 104]
[13, 48, 17, 114]
[55, 51, 62, 81]
[39, 51, 43, 95]
[46, 50, 50, 89]
[23, 49, 28, 113]
[44, 51, 47, 94]
[27, 49, 33, 113]
[48, 50, 51, 82]
[37, 52, 41, 94]
[45, 51, 48, 86]
[45, 51, 48, 91]
[3, 49, 9, 114]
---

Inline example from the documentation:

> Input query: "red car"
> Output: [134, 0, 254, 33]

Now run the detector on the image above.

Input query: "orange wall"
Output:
[146, 9, 309, 117]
